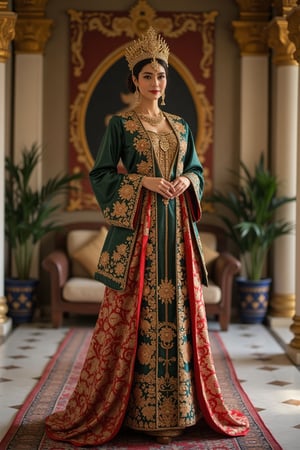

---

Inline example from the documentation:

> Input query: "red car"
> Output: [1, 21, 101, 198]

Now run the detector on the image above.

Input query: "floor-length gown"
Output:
[45, 112, 249, 446]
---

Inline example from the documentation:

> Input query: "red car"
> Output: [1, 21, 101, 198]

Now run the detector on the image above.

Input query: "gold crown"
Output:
[125, 27, 169, 72]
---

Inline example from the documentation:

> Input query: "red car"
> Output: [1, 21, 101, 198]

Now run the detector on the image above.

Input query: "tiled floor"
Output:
[0, 320, 299, 449]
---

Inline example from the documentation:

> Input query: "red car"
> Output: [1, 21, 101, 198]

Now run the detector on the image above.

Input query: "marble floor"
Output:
[0, 319, 299, 449]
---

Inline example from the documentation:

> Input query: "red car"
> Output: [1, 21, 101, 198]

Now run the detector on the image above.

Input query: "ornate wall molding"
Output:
[266, 17, 298, 66]
[0, 9, 16, 62]
[14, 0, 53, 54]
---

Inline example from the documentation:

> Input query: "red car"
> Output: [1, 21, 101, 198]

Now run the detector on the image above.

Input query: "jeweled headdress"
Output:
[125, 27, 169, 72]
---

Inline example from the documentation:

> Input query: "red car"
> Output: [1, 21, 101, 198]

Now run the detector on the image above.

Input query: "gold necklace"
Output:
[137, 111, 164, 126]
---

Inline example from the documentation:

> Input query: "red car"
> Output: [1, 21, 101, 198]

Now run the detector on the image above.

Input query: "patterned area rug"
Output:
[1, 328, 282, 449]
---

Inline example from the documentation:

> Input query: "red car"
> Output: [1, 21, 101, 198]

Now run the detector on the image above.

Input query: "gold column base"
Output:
[269, 293, 295, 318]
[0, 295, 9, 323]
[290, 315, 300, 349]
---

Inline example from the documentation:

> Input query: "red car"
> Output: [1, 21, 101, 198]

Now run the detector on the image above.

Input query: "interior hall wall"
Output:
[40, 0, 240, 313]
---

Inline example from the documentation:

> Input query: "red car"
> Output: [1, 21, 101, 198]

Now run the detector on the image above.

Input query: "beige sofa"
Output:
[42, 222, 241, 330]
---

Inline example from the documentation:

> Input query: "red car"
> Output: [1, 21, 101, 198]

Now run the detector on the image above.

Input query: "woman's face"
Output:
[134, 62, 167, 103]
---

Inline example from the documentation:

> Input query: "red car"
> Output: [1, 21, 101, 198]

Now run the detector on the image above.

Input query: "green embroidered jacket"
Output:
[89, 110, 208, 290]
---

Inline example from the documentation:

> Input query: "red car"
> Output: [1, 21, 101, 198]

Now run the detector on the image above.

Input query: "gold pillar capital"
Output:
[266, 17, 298, 65]
[14, 0, 53, 54]
[232, 20, 269, 55]
[233, 1, 272, 55]
[287, 7, 300, 63]
[0, 10, 16, 62]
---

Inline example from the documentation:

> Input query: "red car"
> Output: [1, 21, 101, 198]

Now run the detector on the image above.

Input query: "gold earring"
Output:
[161, 92, 166, 106]
[135, 87, 140, 105]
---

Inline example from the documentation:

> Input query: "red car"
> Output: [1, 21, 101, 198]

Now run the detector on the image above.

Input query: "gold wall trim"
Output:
[0, 10, 16, 62]
[68, 6, 217, 80]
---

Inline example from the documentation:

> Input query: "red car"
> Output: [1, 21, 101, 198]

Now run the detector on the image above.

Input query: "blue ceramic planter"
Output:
[236, 277, 272, 324]
[5, 278, 38, 324]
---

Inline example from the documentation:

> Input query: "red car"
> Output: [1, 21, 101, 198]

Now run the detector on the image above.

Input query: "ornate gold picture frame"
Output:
[68, 0, 217, 210]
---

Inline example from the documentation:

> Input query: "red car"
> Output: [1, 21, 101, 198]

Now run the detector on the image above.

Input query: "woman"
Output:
[45, 27, 249, 446]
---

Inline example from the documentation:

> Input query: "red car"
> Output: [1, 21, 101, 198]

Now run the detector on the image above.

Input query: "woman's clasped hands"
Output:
[142, 176, 190, 199]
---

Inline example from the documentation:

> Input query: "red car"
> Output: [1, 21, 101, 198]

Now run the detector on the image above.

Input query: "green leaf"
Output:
[205, 152, 296, 280]
[5, 143, 83, 279]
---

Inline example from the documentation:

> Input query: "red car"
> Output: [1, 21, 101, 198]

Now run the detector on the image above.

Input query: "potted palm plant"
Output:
[5, 143, 82, 323]
[205, 153, 296, 323]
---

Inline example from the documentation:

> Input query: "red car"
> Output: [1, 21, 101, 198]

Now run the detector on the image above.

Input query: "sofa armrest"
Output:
[213, 252, 241, 306]
[42, 250, 69, 287]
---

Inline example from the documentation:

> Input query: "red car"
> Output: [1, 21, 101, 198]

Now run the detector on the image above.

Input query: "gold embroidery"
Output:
[102, 171, 143, 228]
[96, 233, 136, 288]
[112, 201, 127, 217]
[159, 324, 176, 347]
[158, 279, 175, 304]
[124, 118, 139, 134]
[136, 160, 152, 175]
[97, 111, 202, 430]
[126, 194, 200, 431]
[99, 251, 110, 266]
[147, 130, 178, 180]
[137, 342, 155, 365]
[119, 184, 134, 200]
[134, 136, 151, 155]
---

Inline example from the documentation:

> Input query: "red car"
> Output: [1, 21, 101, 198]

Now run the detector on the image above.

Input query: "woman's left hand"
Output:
[171, 176, 191, 197]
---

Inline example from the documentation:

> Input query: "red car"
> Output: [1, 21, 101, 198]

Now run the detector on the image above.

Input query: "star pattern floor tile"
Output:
[0, 321, 299, 449]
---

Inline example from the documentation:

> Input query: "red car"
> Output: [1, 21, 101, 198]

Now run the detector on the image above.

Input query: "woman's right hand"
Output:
[142, 177, 175, 199]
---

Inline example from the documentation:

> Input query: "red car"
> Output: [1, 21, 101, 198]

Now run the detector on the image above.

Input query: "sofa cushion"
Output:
[203, 281, 222, 304]
[201, 232, 217, 250]
[69, 227, 108, 277]
[62, 277, 220, 306]
[67, 230, 99, 277]
[63, 277, 106, 303]
[64, 228, 221, 307]
[202, 244, 219, 268]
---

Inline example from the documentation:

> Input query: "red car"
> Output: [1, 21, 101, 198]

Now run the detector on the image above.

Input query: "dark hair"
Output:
[127, 58, 168, 93]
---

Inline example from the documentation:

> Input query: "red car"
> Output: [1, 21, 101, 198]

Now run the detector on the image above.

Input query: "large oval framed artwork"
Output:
[68, 5, 216, 210]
